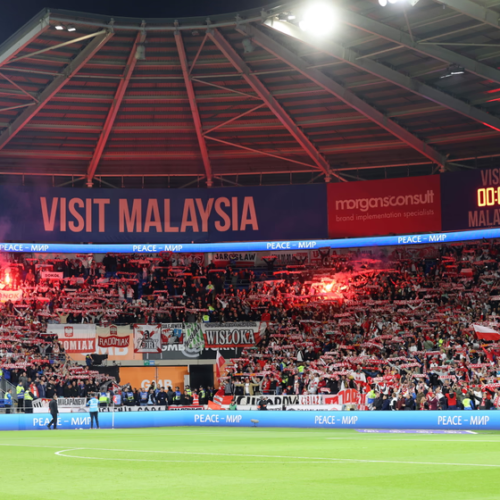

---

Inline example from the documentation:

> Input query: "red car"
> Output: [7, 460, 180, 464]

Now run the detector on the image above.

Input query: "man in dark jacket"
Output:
[47, 395, 59, 430]
[156, 387, 168, 409]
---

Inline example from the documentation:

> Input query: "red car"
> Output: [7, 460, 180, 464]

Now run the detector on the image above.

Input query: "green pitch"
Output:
[1, 427, 500, 500]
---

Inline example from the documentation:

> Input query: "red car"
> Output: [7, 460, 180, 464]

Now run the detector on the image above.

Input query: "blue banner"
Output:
[1, 410, 499, 431]
[2, 227, 500, 254]
[0, 185, 327, 244]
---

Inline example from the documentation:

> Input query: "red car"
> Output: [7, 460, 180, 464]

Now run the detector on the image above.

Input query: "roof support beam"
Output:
[175, 30, 214, 187]
[9, 29, 108, 64]
[86, 31, 143, 186]
[264, 19, 500, 133]
[241, 24, 448, 169]
[0, 31, 113, 152]
[337, 8, 500, 85]
[433, 0, 500, 28]
[205, 135, 322, 169]
[206, 28, 340, 182]
[0, 11, 50, 68]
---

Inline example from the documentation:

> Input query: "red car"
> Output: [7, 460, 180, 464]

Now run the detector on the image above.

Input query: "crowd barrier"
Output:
[0, 410, 498, 431]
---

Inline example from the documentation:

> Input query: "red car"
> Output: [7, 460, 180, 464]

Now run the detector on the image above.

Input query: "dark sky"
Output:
[0, 0, 271, 44]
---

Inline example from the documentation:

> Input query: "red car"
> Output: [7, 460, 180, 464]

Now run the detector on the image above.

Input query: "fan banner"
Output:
[45, 324, 96, 353]
[202, 322, 267, 348]
[97, 325, 130, 348]
[133, 325, 162, 353]
[183, 323, 205, 351]
[0, 290, 23, 302]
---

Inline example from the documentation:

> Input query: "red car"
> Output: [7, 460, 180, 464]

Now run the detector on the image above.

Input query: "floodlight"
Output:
[299, 3, 337, 36]
[288, 14, 296, 20]
[378, 0, 388, 5]
[67, 25, 76, 32]
[388, 0, 398, 4]
[440, 64, 465, 79]
[135, 44, 146, 61]
[55, 24, 64, 30]
[242, 38, 256, 53]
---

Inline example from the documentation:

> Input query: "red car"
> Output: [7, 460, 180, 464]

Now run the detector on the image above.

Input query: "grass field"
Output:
[1, 427, 500, 499]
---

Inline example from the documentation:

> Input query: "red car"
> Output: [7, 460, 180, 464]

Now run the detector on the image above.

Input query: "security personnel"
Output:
[98, 391, 108, 408]
[463, 396, 473, 410]
[192, 390, 199, 406]
[113, 392, 122, 406]
[0, 368, 3, 380]
[86, 393, 100, 429]
[282, 372, 289, 387]
[125, 390, 135, 406]
[16, 382, 25, 411]
[24, 387, 34, 414]
[199, 386, 207, 405]
[297, 365, 305, 377]
[139, 389, 148, 406]
[4, 389, 12, 414]
[202, 313, 210, 322]
[173, 386, 182, 405]
[185, 386, 192, 398]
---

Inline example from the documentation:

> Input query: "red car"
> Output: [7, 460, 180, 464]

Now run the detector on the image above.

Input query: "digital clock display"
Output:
[477, 187, 500, 207]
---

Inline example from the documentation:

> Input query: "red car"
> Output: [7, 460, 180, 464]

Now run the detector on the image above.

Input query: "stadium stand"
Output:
[1, 241, 500, 412]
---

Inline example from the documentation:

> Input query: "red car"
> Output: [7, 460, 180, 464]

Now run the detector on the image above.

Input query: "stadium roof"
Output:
[0, 0, 500, 189]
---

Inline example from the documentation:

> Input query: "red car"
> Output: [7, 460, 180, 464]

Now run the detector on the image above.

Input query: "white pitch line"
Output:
[54, 449, 319, 464]
[51, 447, 500, 468]
[326, 437, 500, 443]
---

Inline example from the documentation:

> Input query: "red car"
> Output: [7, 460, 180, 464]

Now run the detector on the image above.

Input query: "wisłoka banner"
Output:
[0, 184, 327, 244]
[202, 322, 266, 348]
[327, 175, 442, 238]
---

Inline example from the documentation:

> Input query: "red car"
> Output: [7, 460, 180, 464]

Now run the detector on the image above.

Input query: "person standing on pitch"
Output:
[86, 393, 100, 429]
[47, 395, 59, 430]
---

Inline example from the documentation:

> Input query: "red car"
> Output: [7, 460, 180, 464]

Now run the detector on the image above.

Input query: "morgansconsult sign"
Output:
[327, 175, 442, 238]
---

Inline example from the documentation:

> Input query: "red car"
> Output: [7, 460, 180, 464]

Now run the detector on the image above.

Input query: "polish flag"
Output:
[216, 350, 226, 379]
[473, 324, 500, 341]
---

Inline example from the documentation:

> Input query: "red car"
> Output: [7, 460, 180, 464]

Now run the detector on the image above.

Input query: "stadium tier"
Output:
[0, 239, 499, 419]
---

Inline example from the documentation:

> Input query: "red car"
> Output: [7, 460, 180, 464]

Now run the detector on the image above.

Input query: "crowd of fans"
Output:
[1, 241, 500, 411]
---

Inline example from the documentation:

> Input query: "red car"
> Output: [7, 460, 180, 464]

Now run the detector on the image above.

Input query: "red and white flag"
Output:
[216, 350, 226, 379]
[473, 324, 500, 341]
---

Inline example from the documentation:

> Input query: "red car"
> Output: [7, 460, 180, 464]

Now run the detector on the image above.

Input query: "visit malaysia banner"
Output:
[202, 321, 266, 348]
[441, 169, 500, 231]
[0, 184, 327, 244]
[327, 175, 442, 238]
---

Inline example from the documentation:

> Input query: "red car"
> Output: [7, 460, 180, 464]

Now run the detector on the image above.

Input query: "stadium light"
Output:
[67, 25, 76, 32]
[54, 23, 64, 30]
[299, 3, 337, 36]
[241, 38, 256, 53]
[379, 0, 421, 6]
[440, 64, 465, 79]
[135, 43, 146, 61]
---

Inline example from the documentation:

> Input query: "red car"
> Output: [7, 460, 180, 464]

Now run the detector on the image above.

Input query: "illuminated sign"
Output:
[2, 227, 500, 254]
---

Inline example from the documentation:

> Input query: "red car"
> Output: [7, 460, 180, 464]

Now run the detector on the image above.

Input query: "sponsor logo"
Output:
[335, 191, 435, 213]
